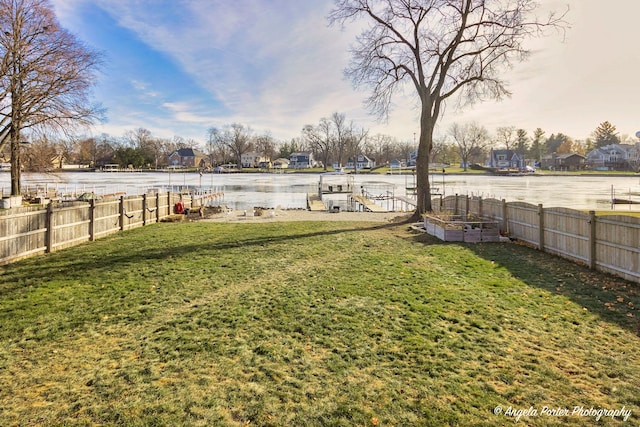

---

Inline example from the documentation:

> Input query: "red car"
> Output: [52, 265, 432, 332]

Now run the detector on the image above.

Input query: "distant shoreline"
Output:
[13, 168, 640, 178]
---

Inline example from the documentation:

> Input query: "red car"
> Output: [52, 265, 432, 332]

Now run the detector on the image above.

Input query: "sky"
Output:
[49, 0, 640, 146]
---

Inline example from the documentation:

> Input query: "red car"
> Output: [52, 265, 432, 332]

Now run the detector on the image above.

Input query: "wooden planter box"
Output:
[424, 214, 500, 243]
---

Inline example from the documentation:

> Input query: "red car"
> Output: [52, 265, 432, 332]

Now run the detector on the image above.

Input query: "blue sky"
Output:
[50, 0, 640, 146]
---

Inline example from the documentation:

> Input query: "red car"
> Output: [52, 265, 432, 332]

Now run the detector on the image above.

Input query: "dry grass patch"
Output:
[1, 221, 639, 425]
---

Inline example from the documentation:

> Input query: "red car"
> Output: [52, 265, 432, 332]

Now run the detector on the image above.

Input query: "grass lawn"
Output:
[1, 221, 639, 426]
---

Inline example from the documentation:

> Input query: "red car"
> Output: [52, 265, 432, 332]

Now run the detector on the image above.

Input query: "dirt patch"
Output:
[191, 206, 414, 223]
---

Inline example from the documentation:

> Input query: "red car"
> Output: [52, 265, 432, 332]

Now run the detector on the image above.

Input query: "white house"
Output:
[346, 154, 375, 170]
[585, 144, 636, 171]
[241, 152, 269, 168]
[272, 158, 290, 169]
[289, 152, 315, 168]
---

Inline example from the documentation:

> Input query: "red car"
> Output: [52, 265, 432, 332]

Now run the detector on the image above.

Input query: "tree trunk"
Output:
[10, 136, 21, 196]
[414, 109, 435, 219]
[10, 110, 21, 196]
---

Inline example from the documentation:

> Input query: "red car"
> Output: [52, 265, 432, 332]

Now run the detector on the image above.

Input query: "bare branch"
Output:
[0, 0, 103, 194]
[329, 0, 568, 214]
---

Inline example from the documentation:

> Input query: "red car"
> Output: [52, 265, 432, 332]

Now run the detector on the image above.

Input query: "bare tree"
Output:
[76, 136, 97, 166]
[171, 135, 190, 150]
[255, 132, 277, 163]
[449, 122, 489, 171]
[124, 128, 156, 167]
[302, 118, 334, 171]
[345, 122, 368, 174]
[429, 135, 448, 165]
[56, 137, 76, 167]
[152, 137, 172, 168]
[0, 0, 103, 195]
[367, 133, 395, 166]
[330, 112, 349, 167]
[207, 123, 253, 170]
[303, 112, 363, 171]
[22, 133, 56, 171]
[205, 131, 222, 167]
[495, 126, 517, 151]
[97, 134, 116, 165]
[329, 0, 565, 216]
[396, 140, 415, 166]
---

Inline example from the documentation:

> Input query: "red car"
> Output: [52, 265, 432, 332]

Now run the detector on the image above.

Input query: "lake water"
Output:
[2, 170, 639, 212]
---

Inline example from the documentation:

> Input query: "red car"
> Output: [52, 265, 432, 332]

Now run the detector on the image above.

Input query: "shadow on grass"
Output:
[412, 232, 640, 335]
[0, 221, 401, 297]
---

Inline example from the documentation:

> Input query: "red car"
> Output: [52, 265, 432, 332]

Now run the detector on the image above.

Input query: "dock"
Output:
[307, 193, 326, 211]
[350, 195, 387, 212]
[395, 195, 417, 208]
[194, 191, 224, 206]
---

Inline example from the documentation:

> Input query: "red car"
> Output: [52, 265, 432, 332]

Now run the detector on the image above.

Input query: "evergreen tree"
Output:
[516, 129, 530, 155]
[530, 128, 545, 161]
[545, 133, 571, 154]
[592, 121, 620, 148]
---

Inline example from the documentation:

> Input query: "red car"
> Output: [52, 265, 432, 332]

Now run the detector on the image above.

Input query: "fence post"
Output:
[142, 193, 147, 226]
[119, 195, 125, 231]
[465, 195, 470, 219]
[454, 194, 459, 215]
[89, 199, 96, 241]
[501, 199, 509, 235]
[538, 204, 544, 250]
[167, 191, 172, 216]
[156, 192, 161, 222]
[478, 196, 483, 219]
[45, 201, 54, 253]
[589, 210, 597, 269]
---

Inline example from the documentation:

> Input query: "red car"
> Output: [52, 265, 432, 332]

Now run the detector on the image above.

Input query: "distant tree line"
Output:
[431, 120, 630, 169]
[1, 118, 630, 172]
[7, 128, 199, 171]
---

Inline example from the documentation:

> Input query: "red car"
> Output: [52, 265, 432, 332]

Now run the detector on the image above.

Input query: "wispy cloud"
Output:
[51, 0, 640, 143]
[161, 101, 215, 125]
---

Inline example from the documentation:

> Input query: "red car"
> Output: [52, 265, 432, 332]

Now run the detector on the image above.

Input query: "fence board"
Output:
[507, 202, 539, 246]
[595, 215, 640, 281]
[53, 204, 91, 251]
[0, 209, 48, 263]
[482, 198, 504, 218]
[123, 196, 144, 230]
[542, 208, 590, 264]
[449, 199, 639, 284]
[0, 192, 192, 265]
[4, 191, 640, 284]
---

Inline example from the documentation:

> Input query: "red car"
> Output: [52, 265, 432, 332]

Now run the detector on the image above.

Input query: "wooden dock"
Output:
[194, 192, 224, 206]
[351, 195, 387, 212]
[395, 195, 417, 208]
[307, 193, 326, 211]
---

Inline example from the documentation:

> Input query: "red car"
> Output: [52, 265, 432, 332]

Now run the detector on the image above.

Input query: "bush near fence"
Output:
[0, 192, 191, 265]
[433, 194, 640, 284]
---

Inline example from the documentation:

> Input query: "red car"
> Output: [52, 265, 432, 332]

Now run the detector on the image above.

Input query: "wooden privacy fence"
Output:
[0, 192, 192, 265]
[434, 194, 640, 284]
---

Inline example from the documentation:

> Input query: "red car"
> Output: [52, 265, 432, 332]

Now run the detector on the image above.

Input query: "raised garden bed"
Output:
[423, 213, 500, 243]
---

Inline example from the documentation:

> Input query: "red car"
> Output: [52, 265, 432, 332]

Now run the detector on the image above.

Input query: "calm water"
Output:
[2, 171, 639, 211]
